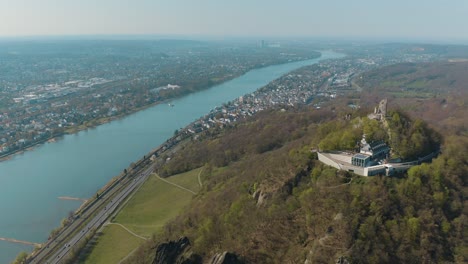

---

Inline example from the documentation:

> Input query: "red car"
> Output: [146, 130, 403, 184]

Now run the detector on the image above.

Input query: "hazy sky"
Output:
[1, 0, 467, 42]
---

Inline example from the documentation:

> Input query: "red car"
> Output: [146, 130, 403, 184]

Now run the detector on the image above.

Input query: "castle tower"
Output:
[378, 98, 387, 117]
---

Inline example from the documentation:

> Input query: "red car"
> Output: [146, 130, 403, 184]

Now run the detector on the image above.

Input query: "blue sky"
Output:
[1, 0, 467, 42]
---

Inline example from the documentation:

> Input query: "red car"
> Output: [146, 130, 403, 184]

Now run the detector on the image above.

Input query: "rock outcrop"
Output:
[153, 237, 243, 264]
[252, 189, 269, 206]
[209, 251, 244, 264]
[153, 237, 201, 264]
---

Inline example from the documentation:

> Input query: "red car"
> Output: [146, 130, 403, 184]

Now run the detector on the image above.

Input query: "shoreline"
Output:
[0, 93, 188, 162]
[7, 51, 332, 262]
[0, 54, 323, 163]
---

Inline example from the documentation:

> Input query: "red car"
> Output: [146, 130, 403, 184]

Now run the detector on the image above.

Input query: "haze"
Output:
[1, 0, 467, 42]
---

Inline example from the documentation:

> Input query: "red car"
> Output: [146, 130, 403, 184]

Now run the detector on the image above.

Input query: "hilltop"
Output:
[116, 100, 465, 263]
[317, 104, 440, 161]
[51, 58, 468, 264]
[117, 59, 467, 264]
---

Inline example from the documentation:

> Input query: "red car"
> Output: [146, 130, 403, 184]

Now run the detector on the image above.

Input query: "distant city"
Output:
[176, 45, 439, 138]
[0, 40, 452, 158]
[1, 39, 466, 264]
[0, 40, 320, 158]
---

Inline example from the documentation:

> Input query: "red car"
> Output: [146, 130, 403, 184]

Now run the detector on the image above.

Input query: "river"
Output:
[0, 50, 343, 262]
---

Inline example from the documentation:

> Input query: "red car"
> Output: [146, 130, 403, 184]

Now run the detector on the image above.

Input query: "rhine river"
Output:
[0, 51, 343, 262]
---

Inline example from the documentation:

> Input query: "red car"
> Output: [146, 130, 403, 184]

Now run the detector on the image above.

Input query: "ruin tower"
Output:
[368, 98, 388, 121]
[378, 98, 387, 117]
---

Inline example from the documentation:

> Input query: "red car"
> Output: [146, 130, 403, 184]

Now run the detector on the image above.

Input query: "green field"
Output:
[81, 168, 202, 263]
[114, 169, 201, 235]
[80, 224, 142, 264]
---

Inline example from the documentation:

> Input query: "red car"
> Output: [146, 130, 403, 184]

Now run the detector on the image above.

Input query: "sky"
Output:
[1, 0, 467, 42]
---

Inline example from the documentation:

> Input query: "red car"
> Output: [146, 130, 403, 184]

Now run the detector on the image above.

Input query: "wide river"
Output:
[0, 51, 343, 262]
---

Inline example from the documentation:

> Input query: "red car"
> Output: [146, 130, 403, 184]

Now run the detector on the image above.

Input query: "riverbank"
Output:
[0, 54, 323, 164]
[0, 51, 340, 264]
[0, 98, 173, 163]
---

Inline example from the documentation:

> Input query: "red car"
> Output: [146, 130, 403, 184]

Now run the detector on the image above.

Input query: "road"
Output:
[29, 164, 154, 264]
[350, 78, 363, 92]
[28, 133, 190, 263]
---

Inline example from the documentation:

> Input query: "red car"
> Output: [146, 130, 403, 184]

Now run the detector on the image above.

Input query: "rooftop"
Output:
[354, 154, 370, 160]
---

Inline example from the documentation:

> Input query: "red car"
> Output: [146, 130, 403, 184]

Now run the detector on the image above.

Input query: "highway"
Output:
[27, 134, 187, 263]
[28, 164, 154, 264]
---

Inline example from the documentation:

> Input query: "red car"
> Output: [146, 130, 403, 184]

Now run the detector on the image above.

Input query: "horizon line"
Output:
[0, 34, 467, 46]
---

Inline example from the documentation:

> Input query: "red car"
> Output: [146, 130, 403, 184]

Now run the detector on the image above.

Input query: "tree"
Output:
[340, 130, 359, 150]
[12, 251, 28, 264]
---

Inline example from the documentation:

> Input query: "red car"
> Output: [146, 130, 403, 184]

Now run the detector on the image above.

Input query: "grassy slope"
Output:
[81, 168, 202, 263]
[114, 170, 201, 236]
[81, 225, 142, 264]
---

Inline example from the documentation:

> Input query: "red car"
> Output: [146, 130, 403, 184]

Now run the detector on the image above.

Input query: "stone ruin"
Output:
[368, 98, 387, 121]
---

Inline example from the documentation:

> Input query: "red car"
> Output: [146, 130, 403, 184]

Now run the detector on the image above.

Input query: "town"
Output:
[0, 41, 440, 158]
[174, 48, 439, 138]
[0, 40, 321, 157]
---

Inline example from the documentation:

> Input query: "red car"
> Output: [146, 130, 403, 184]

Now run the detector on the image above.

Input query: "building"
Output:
[316, 99, 416, 177]
[318, 134, 392, 176]
[351, 134, 390, 167]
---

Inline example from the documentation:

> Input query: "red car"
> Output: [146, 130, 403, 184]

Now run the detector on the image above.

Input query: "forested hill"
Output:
[117, 60, 468, 263]
[124, 102, 466, 263]
[317, 109, 440, 161]
[356, 61, 468, 136]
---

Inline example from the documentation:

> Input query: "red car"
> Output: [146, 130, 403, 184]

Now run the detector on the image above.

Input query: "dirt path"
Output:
[351, 78, 363, 92]
[197, 168, 204, 187]
[105, 223, 148, 241]
[118, 247, 139, 264]
[157, 175, 197, 195]
[324, 178, 353, 189]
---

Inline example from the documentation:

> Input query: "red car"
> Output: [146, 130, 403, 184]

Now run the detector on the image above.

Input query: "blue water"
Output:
[0, 51, 343, 263]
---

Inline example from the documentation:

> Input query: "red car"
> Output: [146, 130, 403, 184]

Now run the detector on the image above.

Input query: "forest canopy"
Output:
[317, 110, 440, 161]
[125, 105, 465, 264]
